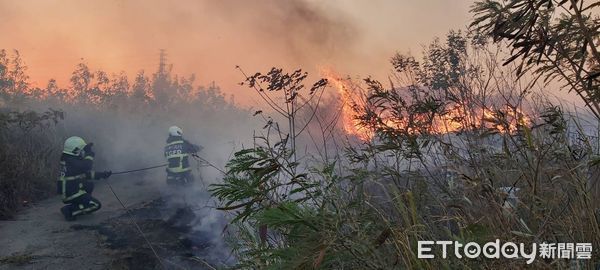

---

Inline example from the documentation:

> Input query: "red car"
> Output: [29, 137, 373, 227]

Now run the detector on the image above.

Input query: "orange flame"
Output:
[320, 68, 532, 141]
[320, 68, 373, 141]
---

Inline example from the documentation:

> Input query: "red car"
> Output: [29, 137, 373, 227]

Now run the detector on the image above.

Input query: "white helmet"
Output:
[168, 126, 183, 136]
[63, 136, 86, 156]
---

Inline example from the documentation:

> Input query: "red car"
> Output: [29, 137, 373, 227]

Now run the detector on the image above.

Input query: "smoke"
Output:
[203, 0, 358, 64]
[0, 0, 361, 99]
[16, 88, 256, 264]
[0, 0, 473, 103]
[0, 0, 473, 264]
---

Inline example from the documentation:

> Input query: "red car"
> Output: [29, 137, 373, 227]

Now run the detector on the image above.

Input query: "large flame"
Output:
[320, 68, 531, 141]
[320, 68, 373, 140]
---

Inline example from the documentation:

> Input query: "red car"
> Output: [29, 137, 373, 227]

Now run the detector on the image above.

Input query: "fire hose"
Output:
[110, 155, 226, 176]
[192, 154, 226, 174]
[111, 163, 168, 175]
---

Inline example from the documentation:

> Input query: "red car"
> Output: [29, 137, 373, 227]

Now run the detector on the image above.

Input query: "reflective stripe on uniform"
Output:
[165, 140, 191, 173]
[167, 166, 191, 173]
[63, 190, 87, 202]
[60, 173, 87, 201]
[166, 140, 184, 146]
[60, 172, 90, 201]
[166, 153, 191, 173]
[61, 174, 87, 181]
[72, 200, 100, 216]
[166, 153, 188, 159]
[72, 204, 86, 216]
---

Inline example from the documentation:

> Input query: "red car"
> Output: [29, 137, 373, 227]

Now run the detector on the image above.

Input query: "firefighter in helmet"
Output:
[164, 126, 201, 185]
[58, 136, 112, 221]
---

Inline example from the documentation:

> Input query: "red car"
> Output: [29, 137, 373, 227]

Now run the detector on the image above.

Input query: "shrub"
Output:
[0, 109, 63, 219]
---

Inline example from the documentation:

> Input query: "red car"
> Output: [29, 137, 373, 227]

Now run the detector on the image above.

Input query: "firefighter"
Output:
[58, 136, 112, 221]
[164, 126, 201, 185]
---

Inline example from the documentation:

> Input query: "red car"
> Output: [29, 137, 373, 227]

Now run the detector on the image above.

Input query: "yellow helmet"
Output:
[63, 136, 86, 156]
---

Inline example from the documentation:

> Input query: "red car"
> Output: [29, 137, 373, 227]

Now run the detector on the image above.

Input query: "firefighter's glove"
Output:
[83, 143, 95, 157]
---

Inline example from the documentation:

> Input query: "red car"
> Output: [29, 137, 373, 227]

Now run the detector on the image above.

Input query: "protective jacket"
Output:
[57, 153, 102, 202]
[164, 135, 200, 174]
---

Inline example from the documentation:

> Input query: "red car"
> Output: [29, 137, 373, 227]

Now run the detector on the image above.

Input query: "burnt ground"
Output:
[0, 177, 233, 270]
[71, 198, 231, 270]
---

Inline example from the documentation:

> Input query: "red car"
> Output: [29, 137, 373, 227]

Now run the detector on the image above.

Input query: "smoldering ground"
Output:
[1, 74, 259, 267]
[58, 102, 253, 266]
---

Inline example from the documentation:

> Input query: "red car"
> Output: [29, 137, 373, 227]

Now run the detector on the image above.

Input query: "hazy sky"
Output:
[0, 0, 473, 103]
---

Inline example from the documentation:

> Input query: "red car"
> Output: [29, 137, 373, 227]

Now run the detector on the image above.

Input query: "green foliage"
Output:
[211, 142, 319, 224]
[214, 29, 600, 269]
[471, 0, 600, 118]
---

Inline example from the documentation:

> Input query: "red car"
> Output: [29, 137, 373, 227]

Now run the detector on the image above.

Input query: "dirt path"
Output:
[0, 175, 226, 270]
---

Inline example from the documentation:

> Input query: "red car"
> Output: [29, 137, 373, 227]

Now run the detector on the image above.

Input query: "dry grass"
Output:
[0, 252, 36, 266]
[0, 110, 62, 219]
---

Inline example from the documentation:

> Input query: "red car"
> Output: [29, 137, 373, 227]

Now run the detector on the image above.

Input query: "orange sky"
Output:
[0, 0, 472, 104]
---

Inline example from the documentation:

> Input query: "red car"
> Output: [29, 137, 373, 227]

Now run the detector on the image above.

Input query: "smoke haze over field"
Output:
[0, 0, 471, 104]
